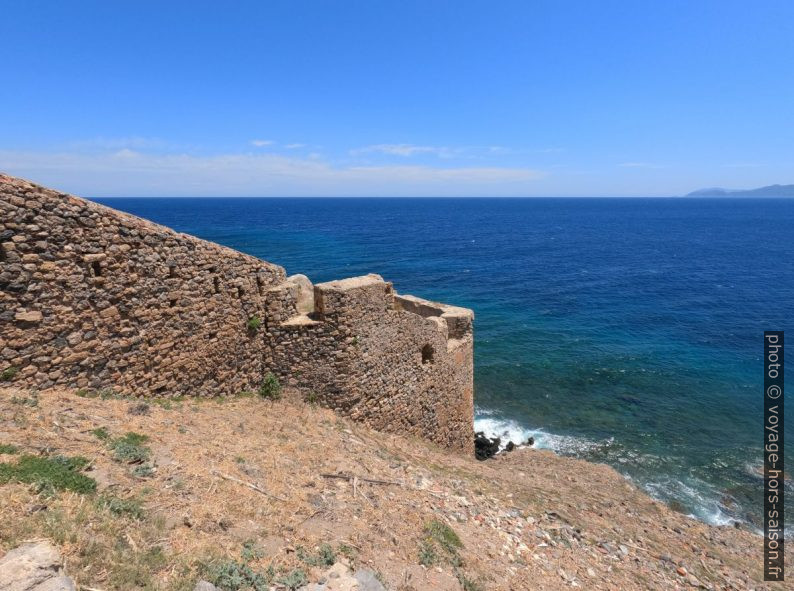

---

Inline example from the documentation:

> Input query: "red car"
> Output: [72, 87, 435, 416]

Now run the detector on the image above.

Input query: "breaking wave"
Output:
[474, 409, 760, 531]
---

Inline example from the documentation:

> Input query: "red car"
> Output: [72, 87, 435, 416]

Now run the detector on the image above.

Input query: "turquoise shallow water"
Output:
[95, 196, 793, 530]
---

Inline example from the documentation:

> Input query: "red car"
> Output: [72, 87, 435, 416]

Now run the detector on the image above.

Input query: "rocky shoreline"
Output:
[474, 431, 534, 461]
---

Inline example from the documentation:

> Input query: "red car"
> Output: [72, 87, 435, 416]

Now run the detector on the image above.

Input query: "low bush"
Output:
[132, 464, 155, 478]
[247, 315, 262, 334]
[0, 454, 96, 494]
[419, 519, 464, 568]
[258, 373, 281, 400]
[297, 543, 335, 567]
[98, 494, 145, 520]
[1, 366, 18, 381]
[11, 393, 38, 407]
[109, 432, 151, 464]
[276, 569, 308, 590]
[204, 559, 272, 591]
[456, 569, 485, 591]
[425, 519, 463, 553]
[91, 427, 110, 441]
[418, 540, 437, 566]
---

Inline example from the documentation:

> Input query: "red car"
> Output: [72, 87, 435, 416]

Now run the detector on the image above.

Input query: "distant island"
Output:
[686, 183, 794, 197]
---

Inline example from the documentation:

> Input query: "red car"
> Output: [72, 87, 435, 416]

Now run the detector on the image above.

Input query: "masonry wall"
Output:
[264, 275, 474, 450]
[0, 174, 474, 452]
[0, 174, 286, 397]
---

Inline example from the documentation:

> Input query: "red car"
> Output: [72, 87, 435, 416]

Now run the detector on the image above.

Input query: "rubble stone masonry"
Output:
[0, 174, 474, 451]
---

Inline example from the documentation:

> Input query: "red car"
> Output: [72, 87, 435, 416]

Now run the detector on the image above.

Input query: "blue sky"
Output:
[1, 0, 792, 196]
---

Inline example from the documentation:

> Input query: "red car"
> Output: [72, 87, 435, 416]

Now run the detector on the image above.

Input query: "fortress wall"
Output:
[264, 275, 474, 451]
[0, 174, 286, 396]
[1, 174, 474, 452]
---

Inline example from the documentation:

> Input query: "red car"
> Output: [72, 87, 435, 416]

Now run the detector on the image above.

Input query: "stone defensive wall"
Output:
[0, 174, 474, 451]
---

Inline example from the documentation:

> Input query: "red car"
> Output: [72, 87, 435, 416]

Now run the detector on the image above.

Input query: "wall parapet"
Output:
[0, 174, 474, 452]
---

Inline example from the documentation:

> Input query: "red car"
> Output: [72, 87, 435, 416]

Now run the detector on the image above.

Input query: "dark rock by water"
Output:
[474, 431, 500, 461]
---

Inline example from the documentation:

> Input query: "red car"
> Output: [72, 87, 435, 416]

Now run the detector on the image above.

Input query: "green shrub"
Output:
[91, 427, 110, 441]
[456, 570, 485, 591]
[205, 560, 271, 591]
[247, 315, 262, 334]
[11, 394, 38, 407]
[418, 540, 437, 566]
[276, 569, 308, 590]
[425, 519, 463, 553]
[99, 494, 145, 520]
[132, 464, 155, 478]
[50, 455, 90, 471]
[258, 373, 281, 400]
[0, 444, 19, 454]
[337, 543, 357, 561]
[0, 454, 96, 494]
[297, 543, 335, 567]
[1, 366, 18, 381]
[109, 432, 151, 464]
[152, 396, 184, 409]
[99, 388, 121, 400]
[240, 540, 263, 562]
[76, 388, 98, 398]
[419, 519, 464, 568]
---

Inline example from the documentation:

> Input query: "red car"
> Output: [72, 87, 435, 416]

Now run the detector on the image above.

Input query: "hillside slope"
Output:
[0, 387, 788, 590]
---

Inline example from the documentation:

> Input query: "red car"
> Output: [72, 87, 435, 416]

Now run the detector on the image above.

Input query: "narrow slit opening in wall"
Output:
[170, 299, 178, 308]
[213, 277, 220, 294]
[169, 266, 177, 278]
[237, 286, 244, 298]
[421, 344, 435, 365]
[0, 245, 5, 262]
[91, 261, 102, 276]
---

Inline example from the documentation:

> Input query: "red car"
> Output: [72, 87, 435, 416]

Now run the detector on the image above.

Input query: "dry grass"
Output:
[0, 386, 789, 590]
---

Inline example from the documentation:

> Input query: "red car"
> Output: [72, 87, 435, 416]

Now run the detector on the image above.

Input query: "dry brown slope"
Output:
[0, 387, 788, 590]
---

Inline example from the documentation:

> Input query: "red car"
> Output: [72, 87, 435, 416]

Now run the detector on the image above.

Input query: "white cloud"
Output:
[250, 139, 275, 147]
[351, 143, 542, 159]
[0, 149, 546, 197]
[284, 143, 306, 149]
[351, 144, 455, 158]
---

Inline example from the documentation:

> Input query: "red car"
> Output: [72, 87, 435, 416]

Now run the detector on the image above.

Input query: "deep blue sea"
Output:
[95, 196, 793, 531]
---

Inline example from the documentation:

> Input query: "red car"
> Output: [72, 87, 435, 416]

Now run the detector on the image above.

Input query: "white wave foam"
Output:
[473, 411, 762, 532]
[474, 416, 533, 448]
[640, 476, 754, 530]
[473, 414, 600, 455]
